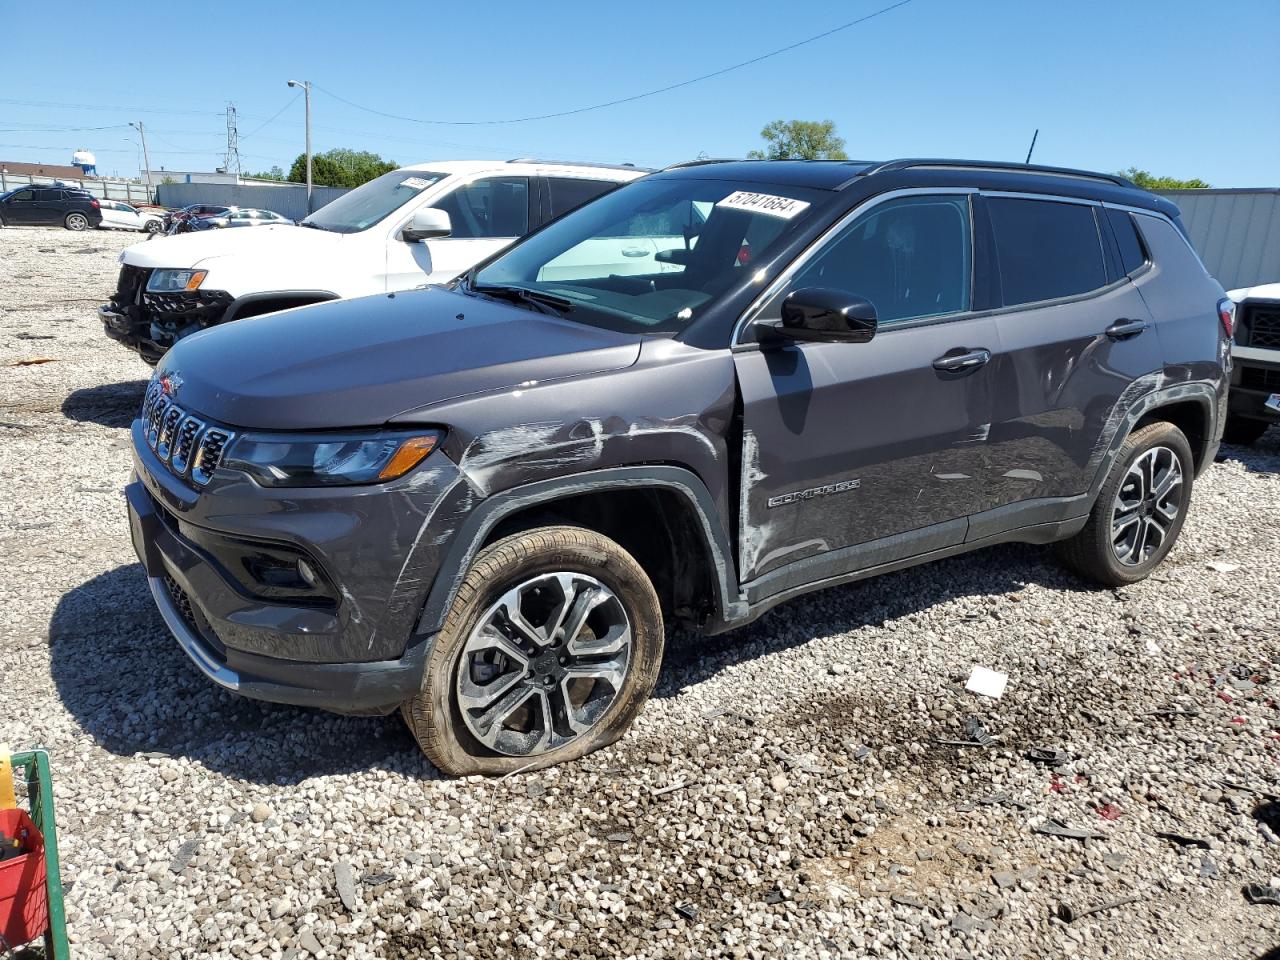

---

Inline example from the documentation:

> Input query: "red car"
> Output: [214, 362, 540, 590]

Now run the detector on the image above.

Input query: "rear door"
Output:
[539, 176, 619, 227]
[734, 191, 997, 584]
[974, 194, 1162, 527]
[385, 175, 532, 289]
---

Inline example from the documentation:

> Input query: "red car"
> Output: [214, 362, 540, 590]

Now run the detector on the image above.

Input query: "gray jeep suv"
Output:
[126, 159, 1230, 774]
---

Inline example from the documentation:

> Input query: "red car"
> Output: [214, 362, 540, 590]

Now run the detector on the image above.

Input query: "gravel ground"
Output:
[2, 224, 1279, 960]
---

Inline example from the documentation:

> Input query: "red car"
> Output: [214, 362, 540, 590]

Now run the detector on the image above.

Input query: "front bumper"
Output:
[1229, 350, 1280, 423]
[127, 418, 475, 714]
[101, 287, 234, 362]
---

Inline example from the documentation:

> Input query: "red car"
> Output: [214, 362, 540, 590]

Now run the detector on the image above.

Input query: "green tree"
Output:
[288, 149, 397, 189]
[1119, 167, 1211, 190]
[747, 119, 848, 161]
[249, 165, 286, 182]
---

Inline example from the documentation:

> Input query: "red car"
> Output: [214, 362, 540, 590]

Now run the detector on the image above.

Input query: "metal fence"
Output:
[1157, 188, 1280, 291]
[0, 171, 153, 205]
[155, 182, 349, 220]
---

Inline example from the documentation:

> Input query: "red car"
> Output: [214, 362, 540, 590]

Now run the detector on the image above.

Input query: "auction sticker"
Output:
[399, 176, 435, 190]
[716, 191, 810, 219]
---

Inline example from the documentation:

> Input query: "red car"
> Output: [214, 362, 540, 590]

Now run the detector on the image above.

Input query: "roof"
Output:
[0, 160, 86, 178]
[398, 159, 648, 180]
[654, 159, 875, 190]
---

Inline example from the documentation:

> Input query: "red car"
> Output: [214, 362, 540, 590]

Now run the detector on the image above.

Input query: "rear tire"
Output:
[1056, 421, 1194, 587]
[403, 526, 664, 776]
[1222, 415, 1269, 446]
[64, 212, 89, 231]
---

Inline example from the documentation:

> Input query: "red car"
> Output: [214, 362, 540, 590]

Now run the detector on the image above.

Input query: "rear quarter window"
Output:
[986, 197, 1107, 306]
[547, 178, 616, 219]
[1106, 208, 1148, 275]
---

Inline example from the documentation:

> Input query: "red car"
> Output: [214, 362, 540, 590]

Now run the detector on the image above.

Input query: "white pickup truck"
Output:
[100, 159, 646, 364]
[1225, 282, 1280, 444]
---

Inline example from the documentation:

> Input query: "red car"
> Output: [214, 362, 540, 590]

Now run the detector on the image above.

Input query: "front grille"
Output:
[114, 264, 152, 306]
[163, 574, 227, 659]
[1241, 366, 1280, 393]
[140, 380, 234, 488]
[1245, 307, 1280, 349]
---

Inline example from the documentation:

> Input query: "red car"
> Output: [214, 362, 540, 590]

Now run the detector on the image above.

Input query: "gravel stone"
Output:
[2, 226, 1279, 958]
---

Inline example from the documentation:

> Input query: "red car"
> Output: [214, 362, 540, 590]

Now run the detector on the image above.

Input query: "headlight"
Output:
[222, 430, 442, 487]
[147, 269, 207, 292]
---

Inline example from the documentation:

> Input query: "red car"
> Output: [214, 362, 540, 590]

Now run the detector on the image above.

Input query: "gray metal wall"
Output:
[155, 182, 350, 220]
[1156, 189, 1280, 291]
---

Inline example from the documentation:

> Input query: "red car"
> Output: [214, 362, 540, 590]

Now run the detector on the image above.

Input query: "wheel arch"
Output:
[415, 466, 744, 639]
[223, 290, 340, 322]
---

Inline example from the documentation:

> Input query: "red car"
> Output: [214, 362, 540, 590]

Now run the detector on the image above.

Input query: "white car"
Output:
[100, 159, 646, 362]
[191, 208, 295, 231]
[98, 200, 164, 235]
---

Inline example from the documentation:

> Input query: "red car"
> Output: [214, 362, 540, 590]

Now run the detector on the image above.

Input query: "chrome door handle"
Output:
[621, 247, 648, 257]
[933, 348, 992, 373]
[1105, 318, 1150, 340]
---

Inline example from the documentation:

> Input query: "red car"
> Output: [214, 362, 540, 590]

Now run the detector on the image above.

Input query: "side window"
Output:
[432, 177, 529, 239]
[781, 194, 972, 325]
[987, 197, 1107, 306]
[547, 178, 616, 219]
[1106, 208, 1148, 275]
[10, 190, 33, 202]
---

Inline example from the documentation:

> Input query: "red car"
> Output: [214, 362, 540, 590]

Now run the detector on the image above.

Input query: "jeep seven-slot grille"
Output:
[140, 380, 234, 487]
[1247, 307, 1280, 349]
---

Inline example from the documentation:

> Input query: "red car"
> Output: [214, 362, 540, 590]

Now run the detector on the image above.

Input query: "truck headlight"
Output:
[147, 269, 208, 292]
[222, 430, 442, 487]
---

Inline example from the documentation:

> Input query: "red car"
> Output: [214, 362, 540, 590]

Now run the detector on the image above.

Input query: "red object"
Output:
[1218, 691, 1234, 704]
[0, 808, 48, 949]
[1097, 803, 1123, 821]
[90, 198, 100, 209]
[737, 243, 751, 265]
[1217, 298, 1234, 339]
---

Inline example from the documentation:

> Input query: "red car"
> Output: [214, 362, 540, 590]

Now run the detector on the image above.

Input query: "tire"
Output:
[64, 212, 90, 231]
[403, 525, 664, 776]
[144, 219, 162, 235]
[1056, 421, 1195, 587]
[1221, 415, 1270, 446]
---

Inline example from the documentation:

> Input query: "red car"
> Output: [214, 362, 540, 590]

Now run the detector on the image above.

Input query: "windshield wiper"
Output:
[471, 283, 574, 317]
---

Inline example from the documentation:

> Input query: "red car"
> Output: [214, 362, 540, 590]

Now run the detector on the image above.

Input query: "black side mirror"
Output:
[764, 287, 878, 344]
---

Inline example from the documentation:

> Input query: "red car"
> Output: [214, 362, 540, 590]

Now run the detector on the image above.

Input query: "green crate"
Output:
[7, 751, 69, 960]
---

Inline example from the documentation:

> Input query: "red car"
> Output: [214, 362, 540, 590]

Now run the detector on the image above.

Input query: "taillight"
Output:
[90, 198, 100, 209]
[1217, 298, 1235, 339]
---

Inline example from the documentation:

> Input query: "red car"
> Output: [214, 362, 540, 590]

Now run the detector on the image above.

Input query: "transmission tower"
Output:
[224, 103, 241, 177]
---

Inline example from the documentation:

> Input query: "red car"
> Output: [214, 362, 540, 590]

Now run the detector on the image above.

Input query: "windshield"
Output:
[300, 169, 447, 234]
[471, 177, 822, 334]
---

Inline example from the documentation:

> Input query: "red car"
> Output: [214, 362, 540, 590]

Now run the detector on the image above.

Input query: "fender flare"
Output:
[222, 290, 340, 322]
[414, 465, 745, 638]
[1087, 379, 1220, 499]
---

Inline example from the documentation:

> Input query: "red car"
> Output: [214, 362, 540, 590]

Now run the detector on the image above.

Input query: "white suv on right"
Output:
[100, 159, 648, 363]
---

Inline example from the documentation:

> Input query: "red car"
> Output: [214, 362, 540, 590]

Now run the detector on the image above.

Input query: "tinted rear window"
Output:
[547, 178, 616, 219]
[1106, 208, 1147, 275]
[987, 197, 1107, 306]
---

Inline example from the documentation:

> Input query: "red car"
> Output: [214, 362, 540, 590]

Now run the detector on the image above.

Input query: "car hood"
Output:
[119, 223, 327, 269]
[158, 287, 644, 430]
[1228, 282, 1280, 303]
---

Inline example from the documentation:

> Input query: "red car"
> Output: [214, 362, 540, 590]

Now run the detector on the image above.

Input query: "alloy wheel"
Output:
[67, 213, 88, 230]
[456, 572, 632, 757]
[1110, 445, 1183, 566]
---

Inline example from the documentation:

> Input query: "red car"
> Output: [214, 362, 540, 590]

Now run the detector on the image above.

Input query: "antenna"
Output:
[1024, 129, 1039, 165]
[224, 102, 241, 178]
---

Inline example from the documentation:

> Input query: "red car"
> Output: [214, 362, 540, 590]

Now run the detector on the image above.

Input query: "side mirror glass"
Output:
[402, 207, 452, 243]
[763, 287, 878, 344]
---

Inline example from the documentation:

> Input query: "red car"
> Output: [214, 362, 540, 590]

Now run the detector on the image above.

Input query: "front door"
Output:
[385, 176, 532, 290]
[2, 189, 38, 224]
[734, 192, 996, 585]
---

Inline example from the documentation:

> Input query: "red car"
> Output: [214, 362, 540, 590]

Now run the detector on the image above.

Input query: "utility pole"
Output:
[287, 79, 312, 212]
[131, 121, 153, 202]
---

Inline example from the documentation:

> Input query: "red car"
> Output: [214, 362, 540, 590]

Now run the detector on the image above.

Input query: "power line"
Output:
[314, 0, 913, 126]
[240, 93, 301, 141]
[0, 97, 223, 117]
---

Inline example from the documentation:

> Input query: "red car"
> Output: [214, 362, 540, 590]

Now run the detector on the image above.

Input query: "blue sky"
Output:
[3, 0, 1277, 186]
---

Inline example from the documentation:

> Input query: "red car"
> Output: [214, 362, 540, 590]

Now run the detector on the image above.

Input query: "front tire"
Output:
[64, 212, 89, 231]
[144, 219, 162, 235]
[1056, 421, 1194, 587]
[403, 526, 664, 776]
[1222, 415, 1270, 446]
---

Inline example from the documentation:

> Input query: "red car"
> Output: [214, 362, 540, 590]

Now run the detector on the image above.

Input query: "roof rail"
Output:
[506, 158, 655, 172]
[662, 157, 742, 170]
[859, 159, 1136, 188]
